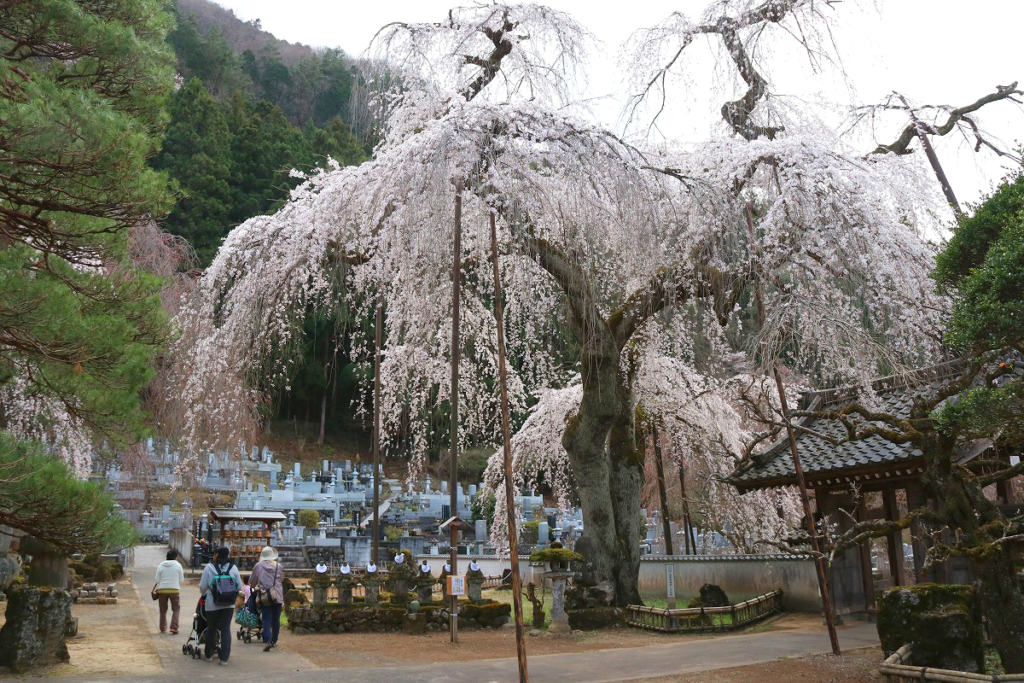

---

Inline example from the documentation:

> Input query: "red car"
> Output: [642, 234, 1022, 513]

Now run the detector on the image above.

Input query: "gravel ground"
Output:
[638, 647, 883, 683]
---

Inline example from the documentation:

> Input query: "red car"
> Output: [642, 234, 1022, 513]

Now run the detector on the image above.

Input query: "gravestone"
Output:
[466, 562, 485, 603]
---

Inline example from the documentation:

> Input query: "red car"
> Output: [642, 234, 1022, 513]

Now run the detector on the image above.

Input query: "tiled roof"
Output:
[727, 364, 963, 491]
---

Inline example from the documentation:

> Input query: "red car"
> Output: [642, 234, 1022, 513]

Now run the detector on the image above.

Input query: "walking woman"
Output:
[155, 549, 185, 634]
[198, 546, 241, 665]
[249, 546, 283, 651]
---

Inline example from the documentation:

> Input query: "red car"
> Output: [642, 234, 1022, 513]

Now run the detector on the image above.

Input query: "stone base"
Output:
[547, 619, 571, 634]
[402, 613, 428, 635]
[0, 586, 73, 673]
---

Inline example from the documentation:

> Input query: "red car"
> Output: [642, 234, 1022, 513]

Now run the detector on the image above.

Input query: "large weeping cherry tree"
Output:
[172, 2, 954, 608]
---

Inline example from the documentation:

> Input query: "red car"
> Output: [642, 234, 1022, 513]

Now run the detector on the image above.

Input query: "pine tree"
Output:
[153, 78, 234, 264]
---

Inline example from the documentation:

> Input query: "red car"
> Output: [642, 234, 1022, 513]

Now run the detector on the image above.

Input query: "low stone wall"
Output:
[638, 554, 820, 612]
[288, 600, 511, 634]
[70, 582, 119, 605]
[168, 528, 194, 566]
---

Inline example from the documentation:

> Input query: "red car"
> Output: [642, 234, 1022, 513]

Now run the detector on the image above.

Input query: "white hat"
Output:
[259, 546, 279, 562]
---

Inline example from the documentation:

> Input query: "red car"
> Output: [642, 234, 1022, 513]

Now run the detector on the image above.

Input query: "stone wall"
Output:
[287, 600, 511, 634]
[0, 586, 73, 673]
[637, 554, 820, 612]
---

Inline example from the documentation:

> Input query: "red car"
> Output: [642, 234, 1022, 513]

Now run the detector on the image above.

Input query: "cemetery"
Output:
[2, 0, 1024, 682]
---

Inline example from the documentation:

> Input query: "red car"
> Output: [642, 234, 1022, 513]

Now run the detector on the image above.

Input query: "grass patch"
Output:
[483, 588, 553, 629]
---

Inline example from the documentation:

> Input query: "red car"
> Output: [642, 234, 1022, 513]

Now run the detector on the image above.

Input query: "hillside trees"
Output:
[0, 0, 176, 548]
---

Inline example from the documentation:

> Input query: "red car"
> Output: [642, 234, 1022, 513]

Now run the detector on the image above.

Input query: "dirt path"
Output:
[0, 573, 161, 680]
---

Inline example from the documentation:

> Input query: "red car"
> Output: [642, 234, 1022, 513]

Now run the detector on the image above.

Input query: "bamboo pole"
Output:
[449, 182, 463, 644]
[489, 211, 529, 683]
[371, 292, 382, 565]
[746, 202, 841, 656]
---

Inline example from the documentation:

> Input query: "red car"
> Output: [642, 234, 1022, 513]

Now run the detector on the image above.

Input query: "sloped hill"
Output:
[175, 0, 316, 64]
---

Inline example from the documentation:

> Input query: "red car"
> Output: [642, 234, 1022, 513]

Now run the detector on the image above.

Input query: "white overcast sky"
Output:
[211, 0, 1023, 203]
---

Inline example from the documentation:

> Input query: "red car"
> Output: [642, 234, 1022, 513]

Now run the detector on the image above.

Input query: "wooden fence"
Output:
[879, 645, 1024, 683]
[626, 589, 784, 633]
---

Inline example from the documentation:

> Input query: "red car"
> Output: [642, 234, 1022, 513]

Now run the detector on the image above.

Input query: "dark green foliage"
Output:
[566, 606, 626, 630]
[934, 172, 1024, 289]
[932, 172, 1024, 446]
[528, 548, 583, 564]
[470, 489, 496, 527]
[520, 521, 541, 544]
[152, 78, 234, 264]
[1, 0, 175, 447]
[876, 584, 979, 656]
[0, 435, 136, 555]
[699, 583, 730, 607]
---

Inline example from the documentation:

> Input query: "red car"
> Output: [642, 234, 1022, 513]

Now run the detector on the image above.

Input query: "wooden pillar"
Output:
[906, 484, 928, 584]
[856, 497, 875, 610]
[882, 489, 906, 586]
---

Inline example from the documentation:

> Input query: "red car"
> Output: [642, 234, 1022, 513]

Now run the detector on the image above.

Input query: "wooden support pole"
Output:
[371, 292, 382, 565]
[450, 182, 463, 644]
[652, 423, 674, 556]
[678, 464, 695, 555]
[898, 94, 962, 216]
[882, 490, 906, 586]
[490, 211, 529, 683]
[746, 202, 841, 655]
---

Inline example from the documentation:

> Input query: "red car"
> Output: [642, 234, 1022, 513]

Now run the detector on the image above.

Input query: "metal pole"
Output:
[651, 423, 674, 556]
[746, 202, 841, 655]
[490, 212, 529, 683]
[371, 292, 382, 565]
[450, 182, 463, 644]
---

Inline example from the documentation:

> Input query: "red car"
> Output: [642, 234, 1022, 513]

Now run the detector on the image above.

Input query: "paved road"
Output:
[128, 545, 317, 675]
[57, 545, 879, 683]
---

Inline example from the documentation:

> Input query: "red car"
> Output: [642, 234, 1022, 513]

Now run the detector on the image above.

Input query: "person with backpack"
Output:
[248, 546, 283, 651]
[198, 546, 241, 665]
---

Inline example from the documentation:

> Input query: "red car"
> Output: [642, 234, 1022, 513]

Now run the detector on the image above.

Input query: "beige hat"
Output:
[259, 546, 279, 562]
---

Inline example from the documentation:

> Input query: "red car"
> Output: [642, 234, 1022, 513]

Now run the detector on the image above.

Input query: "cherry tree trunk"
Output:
[561, 340, 642, 607]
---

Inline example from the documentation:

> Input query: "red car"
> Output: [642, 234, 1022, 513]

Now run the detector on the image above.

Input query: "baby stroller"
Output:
[182, 596, 220, 659]
[235, 591, 262, 644]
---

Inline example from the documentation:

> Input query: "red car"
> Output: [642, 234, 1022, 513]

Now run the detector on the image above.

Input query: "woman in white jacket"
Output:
[155, 549, 185, 634]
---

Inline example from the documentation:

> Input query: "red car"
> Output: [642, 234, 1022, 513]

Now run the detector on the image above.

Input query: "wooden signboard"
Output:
[666, 564, 676, 609]
[447, 575, 466, 596]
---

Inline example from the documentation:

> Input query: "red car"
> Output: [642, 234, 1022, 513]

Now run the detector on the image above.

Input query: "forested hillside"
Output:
[157, 0, 369, 265]
[155, 0, 372, 449]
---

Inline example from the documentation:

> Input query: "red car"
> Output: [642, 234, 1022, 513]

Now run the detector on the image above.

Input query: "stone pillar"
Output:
[466, 567, 485, 604]
[363, 576, 381, 605]
[0, 586, 73, 672]
[547, 570, 573, 633]
[334, 575, 353, 605]
[387, 562, 413, 605]
[310, 572, 331, 605]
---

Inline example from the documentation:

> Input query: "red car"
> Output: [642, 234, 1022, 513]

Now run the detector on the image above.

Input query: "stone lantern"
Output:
[414, 560, 434, 603]
[310, 562, 331, 605]
[361, 562, 381, 605]
[334, 561, 353, 605]
[386, 551, 414, 605]
[465, 560, 485, 604]
[530, 541, 582, 634]
[438, 560, 452, 602]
